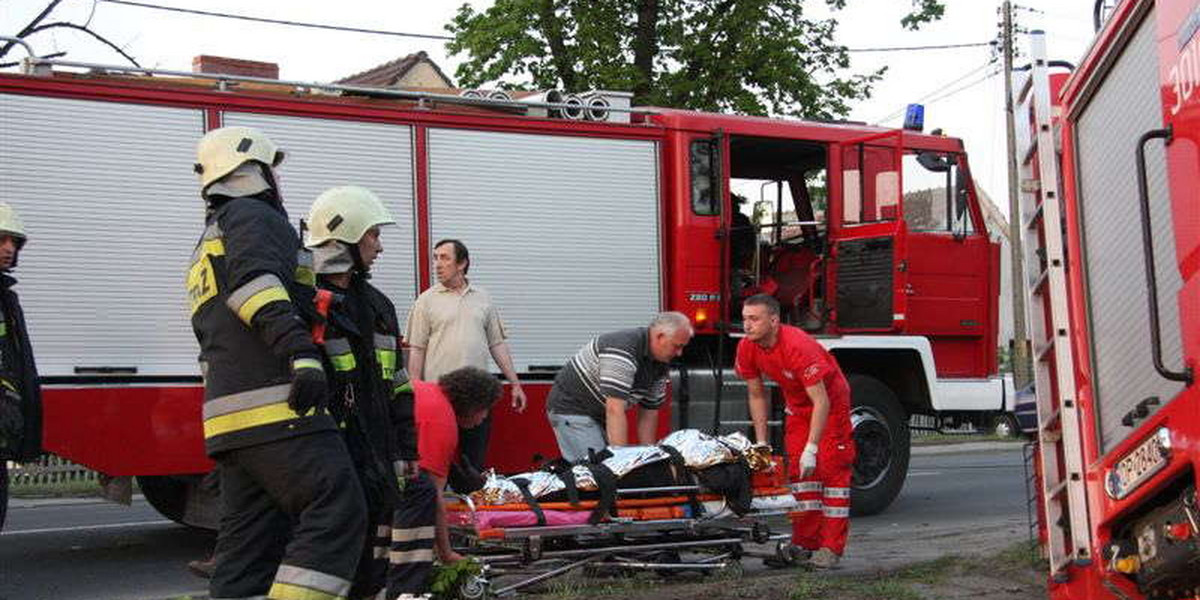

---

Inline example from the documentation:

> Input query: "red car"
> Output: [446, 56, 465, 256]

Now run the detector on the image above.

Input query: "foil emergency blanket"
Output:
[599, 444, 670, 478]
[473, 465, 600, 505]
[658, 429, 737, 469]
[715, 431, 774, 472]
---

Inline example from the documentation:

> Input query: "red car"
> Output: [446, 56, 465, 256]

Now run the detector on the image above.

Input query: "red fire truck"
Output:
[1018, 1, 1200, 598]
[0, 47, 1010, 529]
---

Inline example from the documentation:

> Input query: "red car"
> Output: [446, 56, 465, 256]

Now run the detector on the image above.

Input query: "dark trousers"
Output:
[210, 431, 367, 600]
[386, 473, 438, 599]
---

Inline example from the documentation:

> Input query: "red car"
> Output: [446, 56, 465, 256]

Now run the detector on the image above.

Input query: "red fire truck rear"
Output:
[1018, 1, 1200, 598]
[0, 46, 1010, 529]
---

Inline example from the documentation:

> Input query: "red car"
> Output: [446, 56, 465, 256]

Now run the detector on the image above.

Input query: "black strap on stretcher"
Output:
[510, 477, 546, 526]
[588, 464, 619, 525]
[542, 459, 582, 507]
[659, 445, 703, 518]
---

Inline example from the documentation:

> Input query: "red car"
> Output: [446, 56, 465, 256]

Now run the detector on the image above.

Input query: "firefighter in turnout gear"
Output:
[188, 127, 367, 600]
[304, 185, 427, 599]
[0, 203, 42, 532]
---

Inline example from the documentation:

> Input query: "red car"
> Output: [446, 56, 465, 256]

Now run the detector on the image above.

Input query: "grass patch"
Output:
[9, 478, 104, 498]
[789, 572, 923, 600]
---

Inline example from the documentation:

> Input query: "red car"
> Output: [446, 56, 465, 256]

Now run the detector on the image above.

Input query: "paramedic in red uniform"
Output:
[385, 366, 500, 599]
[736, 293, 855, 569]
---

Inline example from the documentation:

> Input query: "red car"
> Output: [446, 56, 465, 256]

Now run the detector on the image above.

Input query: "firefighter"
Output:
[0, 203, 42, 531]
[188, 126, 366, 600]
[304, 185, 422, 599]
[736, 293, 855, 569]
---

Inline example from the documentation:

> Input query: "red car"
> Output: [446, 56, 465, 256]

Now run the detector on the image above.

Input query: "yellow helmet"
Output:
[194, 126, 284, 189]
[305, 186, 395, 247]
[0, 203, 27, 242]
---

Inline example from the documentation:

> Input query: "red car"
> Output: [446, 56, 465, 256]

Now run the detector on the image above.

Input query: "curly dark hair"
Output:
[438, 366, 501, 416]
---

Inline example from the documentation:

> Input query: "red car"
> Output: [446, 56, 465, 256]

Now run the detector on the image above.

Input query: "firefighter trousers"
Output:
[785, 412, 856, 556]
[210, 431, 367, 600]
[384, 473, 438, 599]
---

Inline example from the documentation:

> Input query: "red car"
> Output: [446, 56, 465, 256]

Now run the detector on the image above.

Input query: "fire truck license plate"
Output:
[1108, 428, 1171, 500]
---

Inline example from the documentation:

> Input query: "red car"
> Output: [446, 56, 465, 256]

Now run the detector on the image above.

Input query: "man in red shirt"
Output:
[735, 294, 855, 569]
[386, 366, 500, 599]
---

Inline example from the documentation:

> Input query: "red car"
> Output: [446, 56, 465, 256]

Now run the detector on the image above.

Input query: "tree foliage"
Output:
[446, 0, 945, 120]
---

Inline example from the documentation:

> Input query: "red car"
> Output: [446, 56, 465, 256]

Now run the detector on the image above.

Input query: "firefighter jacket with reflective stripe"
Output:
[187, 194, 333, 456]
[0, 273, 41, 462]
[319, 275, 418, 469]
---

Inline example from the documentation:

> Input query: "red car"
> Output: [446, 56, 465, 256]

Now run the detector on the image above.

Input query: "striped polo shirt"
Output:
[546, 327, 670, 423]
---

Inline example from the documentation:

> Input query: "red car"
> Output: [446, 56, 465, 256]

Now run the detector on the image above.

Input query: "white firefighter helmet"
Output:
[0, 203, 27, 242]
[305, 185, 395, 247]
[194, 126, 284, 189]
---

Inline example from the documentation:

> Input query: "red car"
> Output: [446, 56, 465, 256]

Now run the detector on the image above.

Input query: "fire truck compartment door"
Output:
[1073, 7, 1184, 454]
[0, 93, 205, 376]
[426, 128, 661, 372]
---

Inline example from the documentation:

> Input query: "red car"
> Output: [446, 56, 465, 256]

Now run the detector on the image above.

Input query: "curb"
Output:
[8, 494, 146, 509]
[911, 440, 1024, 455]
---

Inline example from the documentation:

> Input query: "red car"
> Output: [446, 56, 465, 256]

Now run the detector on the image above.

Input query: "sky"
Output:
[0, 0, 1099, 216]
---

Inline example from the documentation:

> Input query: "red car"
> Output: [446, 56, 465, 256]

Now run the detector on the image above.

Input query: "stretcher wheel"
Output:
[763, 540, 798, 568]
[718, 558, 744, 579]
[750, 521, 771, 544]
[459, 574, 489, 600]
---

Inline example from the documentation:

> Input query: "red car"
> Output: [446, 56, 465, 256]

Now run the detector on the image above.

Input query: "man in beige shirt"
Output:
[405, 239, 526, 469]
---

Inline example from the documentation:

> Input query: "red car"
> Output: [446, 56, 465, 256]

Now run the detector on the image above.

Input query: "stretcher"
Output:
[445, 480, 803, 598]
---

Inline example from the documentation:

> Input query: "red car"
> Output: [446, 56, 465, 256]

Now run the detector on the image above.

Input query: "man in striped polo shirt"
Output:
[545, 312, 693, 461]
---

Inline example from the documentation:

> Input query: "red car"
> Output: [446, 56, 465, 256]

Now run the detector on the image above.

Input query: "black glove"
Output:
[287, 355, 328, 416]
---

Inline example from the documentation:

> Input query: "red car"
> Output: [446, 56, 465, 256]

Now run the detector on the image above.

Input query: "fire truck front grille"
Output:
[835, 237, 894, 329]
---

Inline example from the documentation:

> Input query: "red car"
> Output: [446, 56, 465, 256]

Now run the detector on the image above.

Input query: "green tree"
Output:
[446, 0, 944, 120]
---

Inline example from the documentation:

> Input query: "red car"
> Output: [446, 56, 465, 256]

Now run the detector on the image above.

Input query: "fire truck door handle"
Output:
[1134, 126, 1193, 386]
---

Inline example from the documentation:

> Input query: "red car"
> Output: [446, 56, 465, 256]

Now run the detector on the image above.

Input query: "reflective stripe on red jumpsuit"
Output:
[735, 325, 855, 555]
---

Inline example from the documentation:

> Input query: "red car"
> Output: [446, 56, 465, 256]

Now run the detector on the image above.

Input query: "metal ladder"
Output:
[1013, 31, 1092, 580]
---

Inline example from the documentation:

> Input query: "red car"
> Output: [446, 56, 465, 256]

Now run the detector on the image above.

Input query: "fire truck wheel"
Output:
[848, 374, 910, 517]
[0, 460, 8, 531]
[137, 474, 218, 530]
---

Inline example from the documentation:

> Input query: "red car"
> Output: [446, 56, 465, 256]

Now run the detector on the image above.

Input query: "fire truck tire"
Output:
[848, 374, 909, 517]
[1, 460, 8, 531]
[137, 474, 218, 530]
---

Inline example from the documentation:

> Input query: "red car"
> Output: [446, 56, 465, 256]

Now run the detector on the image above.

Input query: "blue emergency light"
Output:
[903, 103, 925, 131]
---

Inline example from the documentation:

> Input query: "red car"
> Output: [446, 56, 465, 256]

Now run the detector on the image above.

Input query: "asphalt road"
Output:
[0, 443, 1029, 600]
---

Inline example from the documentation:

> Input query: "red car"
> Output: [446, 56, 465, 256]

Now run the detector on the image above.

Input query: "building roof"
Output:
[336, 51, 454, 88]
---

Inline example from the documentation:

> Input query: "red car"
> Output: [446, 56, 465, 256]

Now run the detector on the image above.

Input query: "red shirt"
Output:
[735, 325, 851, 438]
[414, 380, 459, 479]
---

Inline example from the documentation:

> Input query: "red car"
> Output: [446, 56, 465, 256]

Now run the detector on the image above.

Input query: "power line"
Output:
[872, 59, 996, 123]
[98, 0, 454, 41]
[924, 69, 1000, 105]
[846, 41, 994, 52]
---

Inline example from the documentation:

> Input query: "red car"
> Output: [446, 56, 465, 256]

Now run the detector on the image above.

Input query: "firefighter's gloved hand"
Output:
[394, 459, 419, 483]
[799, 442, 818, 479]
[287, 355, 328, 416]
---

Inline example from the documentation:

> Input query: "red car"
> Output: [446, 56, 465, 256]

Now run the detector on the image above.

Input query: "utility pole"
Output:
[1002, 0, 1032, 388]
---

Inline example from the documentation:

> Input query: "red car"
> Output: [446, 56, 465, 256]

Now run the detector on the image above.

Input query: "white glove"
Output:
[799, 443, 818, 479]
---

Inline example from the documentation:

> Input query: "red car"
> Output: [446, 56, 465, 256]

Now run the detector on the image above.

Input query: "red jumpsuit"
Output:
[736, 324, 856, 555]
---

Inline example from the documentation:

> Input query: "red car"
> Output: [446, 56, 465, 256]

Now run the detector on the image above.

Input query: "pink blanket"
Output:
[450, 509, 593, 529]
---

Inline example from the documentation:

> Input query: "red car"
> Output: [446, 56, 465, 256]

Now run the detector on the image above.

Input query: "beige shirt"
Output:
[404, 281, 508, 381]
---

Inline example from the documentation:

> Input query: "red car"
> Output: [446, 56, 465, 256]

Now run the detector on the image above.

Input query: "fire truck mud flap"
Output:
[848, 374, 910, 516]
